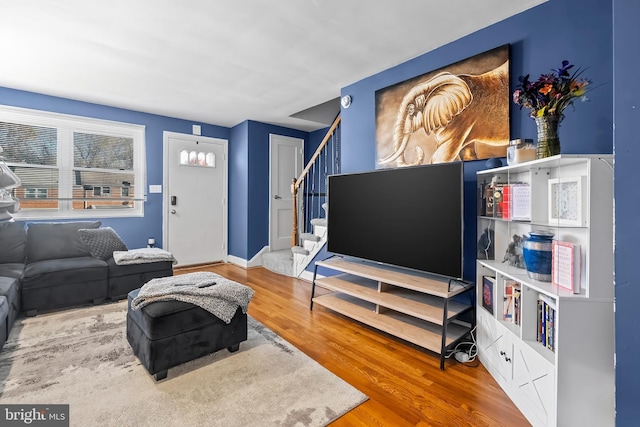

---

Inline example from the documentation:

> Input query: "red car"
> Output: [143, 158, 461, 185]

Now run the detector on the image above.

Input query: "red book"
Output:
[501, 184, 510, 220]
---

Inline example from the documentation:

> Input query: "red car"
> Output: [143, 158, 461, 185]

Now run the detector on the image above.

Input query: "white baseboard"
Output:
[248, 246, 269, 268]
[228, 246, 269, 269]
[299, 269, 326, 283]
[227, 255, 248, 269]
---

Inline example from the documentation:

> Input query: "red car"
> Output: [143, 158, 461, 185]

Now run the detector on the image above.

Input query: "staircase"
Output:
[262, 115, 340, 278]
[291, 203, 328, 277]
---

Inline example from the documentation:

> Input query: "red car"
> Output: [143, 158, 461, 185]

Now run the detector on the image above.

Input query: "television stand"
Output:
[310, 257, 475, 369]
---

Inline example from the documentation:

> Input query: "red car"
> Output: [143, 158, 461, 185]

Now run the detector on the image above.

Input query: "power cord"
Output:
[445, 327, 478, 366]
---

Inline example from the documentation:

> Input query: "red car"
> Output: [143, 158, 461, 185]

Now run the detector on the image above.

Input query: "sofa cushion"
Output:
[106, 258, 173, 278]
[21, 257, 108, 290]
[0, 276, 19, 301]
[79, 227, 128, 260]
[0, 276, 20, 330]
[0, 295, 8, 344]
[105, 258, 173, 300]
[25, 221, 101, 263]
[0, 263, 24, 279]
[0, 221, 26, 264]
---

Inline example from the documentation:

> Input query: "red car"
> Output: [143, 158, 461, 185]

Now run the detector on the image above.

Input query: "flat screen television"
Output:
[327, 162, 464, 280]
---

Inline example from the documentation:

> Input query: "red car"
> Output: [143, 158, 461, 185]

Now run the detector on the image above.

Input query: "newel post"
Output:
[291, 178, 298, 247]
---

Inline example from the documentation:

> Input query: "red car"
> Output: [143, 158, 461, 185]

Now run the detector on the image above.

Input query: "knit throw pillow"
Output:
[79, 227, 128, 260]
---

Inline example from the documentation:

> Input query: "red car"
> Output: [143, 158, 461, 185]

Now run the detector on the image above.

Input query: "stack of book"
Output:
[537, 294, 557, 352]
[503, 281, 521, 325]
[482, 182, 531, 221]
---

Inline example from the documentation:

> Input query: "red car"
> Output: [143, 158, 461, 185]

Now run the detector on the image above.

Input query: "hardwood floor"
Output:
[175, 263, 531, 427]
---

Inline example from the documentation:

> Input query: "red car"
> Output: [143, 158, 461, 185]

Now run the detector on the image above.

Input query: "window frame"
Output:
[0, 105, 146, 219]
[24, 188, 48, 199]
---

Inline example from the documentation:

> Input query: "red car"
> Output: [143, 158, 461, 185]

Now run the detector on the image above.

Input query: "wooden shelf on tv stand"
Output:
[310, 257, 475, 369]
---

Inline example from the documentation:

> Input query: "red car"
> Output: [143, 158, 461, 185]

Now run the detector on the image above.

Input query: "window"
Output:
[24, 188, 48, 199]
[0, 106, 145, 218]
[93, 186, 111, 197]
[179, 149, 216, 167]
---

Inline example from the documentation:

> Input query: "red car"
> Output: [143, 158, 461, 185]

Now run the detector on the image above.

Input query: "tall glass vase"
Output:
[535, 115, 561, 159]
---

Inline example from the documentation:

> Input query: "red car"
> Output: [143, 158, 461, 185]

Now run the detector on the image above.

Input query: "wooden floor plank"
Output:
[175, 263, 531, 427]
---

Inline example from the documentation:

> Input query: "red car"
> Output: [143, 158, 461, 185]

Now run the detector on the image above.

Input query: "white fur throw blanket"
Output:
[113, 248, 177, 265]
[130, 272, 254, 323]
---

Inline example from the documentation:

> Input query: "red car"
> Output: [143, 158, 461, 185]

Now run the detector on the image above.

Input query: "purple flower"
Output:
[513, 60, 591, 118]
[552, 60, 574, 78]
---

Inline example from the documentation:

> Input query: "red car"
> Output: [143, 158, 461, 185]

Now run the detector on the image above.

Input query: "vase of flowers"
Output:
[535, 115, 560, 158]
[513, 60, 591, 159]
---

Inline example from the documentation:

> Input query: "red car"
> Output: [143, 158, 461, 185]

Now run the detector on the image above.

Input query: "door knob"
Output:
[274, 195, 282, 199]
[171, 209, 176, 214]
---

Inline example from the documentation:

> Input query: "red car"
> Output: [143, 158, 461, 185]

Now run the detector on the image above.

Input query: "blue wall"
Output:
[613, 0, 640, 424]
[340, 0, 614, 281]
[228, 122, 250, 259]
[0, 86, 230, 249]
[340, 0, 613, 175]
[227, 120, 308, 261]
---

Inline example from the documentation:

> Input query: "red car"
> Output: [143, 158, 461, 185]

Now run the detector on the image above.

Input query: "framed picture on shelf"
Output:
[482, 276, 495, 315]
[510, 183, 531, 221]
[548, 176, 585, 226]
[552, 240, 582, 293]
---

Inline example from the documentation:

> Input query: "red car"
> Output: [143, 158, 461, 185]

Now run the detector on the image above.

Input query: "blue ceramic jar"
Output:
[522, 230, 554, 282]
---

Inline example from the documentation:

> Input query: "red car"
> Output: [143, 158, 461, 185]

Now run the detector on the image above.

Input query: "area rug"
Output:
[0, 301, 367, 426]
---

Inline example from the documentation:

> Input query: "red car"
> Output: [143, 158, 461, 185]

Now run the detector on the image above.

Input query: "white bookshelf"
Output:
[476, 155, 614, 427]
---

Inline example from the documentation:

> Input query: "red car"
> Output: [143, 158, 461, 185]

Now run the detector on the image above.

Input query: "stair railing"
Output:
[291, 115, 341, 247]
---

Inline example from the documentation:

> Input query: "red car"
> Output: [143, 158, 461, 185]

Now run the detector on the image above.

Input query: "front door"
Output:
[163, 132, 228, 266]
[269, 134, 304, 251]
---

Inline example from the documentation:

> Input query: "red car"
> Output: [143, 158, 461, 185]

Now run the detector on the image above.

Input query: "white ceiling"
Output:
[0, 0, 544, 132]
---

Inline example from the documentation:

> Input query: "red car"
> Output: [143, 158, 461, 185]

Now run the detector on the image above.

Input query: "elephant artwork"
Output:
[375, 45, 510, 166]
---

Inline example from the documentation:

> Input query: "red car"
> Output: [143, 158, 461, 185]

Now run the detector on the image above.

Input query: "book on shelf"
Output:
[501, 184, 510, 220]
[513, 283, 522, 325]
[552, 240, 582, 294]
[537, 294, 557, 352]
[503, 280, 520, 322]
[479, 182, 488, 216]
[482, 276, 495, 315]
[485, 186, 494, 217]
[493, 184, 503, 218]
[492, 183, 509, 218]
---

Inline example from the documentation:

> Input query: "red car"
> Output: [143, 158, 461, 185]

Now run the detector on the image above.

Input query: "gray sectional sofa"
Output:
[0, 220, 174, 350]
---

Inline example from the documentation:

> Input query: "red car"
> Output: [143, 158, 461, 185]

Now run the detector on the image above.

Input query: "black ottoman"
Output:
[126, 288, 248, 380]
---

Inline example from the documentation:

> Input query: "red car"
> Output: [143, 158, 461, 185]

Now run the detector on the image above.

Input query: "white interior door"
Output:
[163, 132, 228, 266]
[269, 134, 303, 251]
